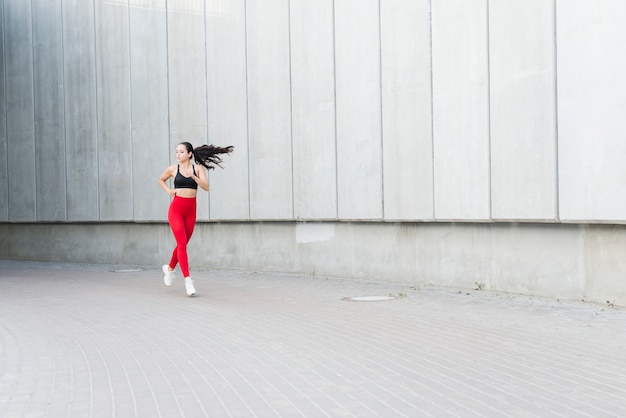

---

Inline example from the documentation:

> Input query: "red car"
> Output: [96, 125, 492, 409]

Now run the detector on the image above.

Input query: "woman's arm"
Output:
[159, 166, 176, 196]
[192, 165, 209, 192]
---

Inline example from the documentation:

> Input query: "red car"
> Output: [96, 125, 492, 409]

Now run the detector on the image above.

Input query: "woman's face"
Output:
[175, 144, 192, 162]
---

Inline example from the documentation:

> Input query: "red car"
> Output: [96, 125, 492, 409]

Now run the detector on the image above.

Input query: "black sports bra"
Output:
[174, 165, 198, 190]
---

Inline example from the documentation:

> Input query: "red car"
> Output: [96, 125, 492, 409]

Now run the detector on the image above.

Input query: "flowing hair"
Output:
[180, 142, 234, 170]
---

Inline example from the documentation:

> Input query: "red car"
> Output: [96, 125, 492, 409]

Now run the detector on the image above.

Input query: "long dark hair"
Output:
[180, 142, 234, 170]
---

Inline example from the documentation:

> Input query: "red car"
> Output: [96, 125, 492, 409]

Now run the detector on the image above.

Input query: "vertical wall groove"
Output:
[429, 0, 435, 220]
[0, 0, 7, 219]
[553, 0, 560, 221]
[244, 0, 251, 220]
[29, 0, 37, 220]
[202, 0, 210, 218]
[332, 0, 339, 219]
[127, 0, 134, 219]
[202, 0, 208, 148]
[377, 0, 384, 220]
[486, 0, 492, 220]
[92, 0, 100, 220]
[164, 0, 171, 162]
[287, 0, 295, 219]
[61, 0, 68, 221]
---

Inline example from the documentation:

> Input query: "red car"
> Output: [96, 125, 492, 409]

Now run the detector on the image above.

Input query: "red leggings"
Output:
[167, 195, 197, 277]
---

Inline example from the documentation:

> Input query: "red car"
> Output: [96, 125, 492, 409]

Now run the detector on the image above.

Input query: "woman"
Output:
[158, 142, 234, 296]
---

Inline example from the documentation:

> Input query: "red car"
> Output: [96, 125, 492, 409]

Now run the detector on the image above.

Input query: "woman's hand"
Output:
[159, 165, 177, 196]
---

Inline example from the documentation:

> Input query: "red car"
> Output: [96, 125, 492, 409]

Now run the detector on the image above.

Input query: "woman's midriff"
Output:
[175, 189, 197, 198]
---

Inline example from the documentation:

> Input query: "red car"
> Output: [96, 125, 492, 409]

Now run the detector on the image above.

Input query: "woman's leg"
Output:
[167, 197, 196, 278]
[178, 202, 197, 277]
[167, 201, 184, 272]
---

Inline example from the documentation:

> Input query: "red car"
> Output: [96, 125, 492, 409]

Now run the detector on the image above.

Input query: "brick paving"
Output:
[1, 259, 626, 417]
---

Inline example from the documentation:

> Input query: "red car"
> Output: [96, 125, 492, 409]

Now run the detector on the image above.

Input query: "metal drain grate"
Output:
[342, 296, 395, 302]
[112, 268, 143, 273]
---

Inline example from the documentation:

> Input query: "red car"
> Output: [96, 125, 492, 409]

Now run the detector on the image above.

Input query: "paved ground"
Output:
[1, 260, 626, 417]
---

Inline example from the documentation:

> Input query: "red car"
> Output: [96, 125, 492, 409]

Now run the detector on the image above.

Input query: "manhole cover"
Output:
[113, 268, 143, 273]
[342, 296, 395, 302]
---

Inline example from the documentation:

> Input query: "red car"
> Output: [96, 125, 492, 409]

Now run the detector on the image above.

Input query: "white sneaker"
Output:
[162, 265, 175, 286]
[184, 277, 196, 296]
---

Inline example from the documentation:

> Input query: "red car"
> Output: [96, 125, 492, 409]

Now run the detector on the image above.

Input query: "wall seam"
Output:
[203, 0, 210, 219]
[553, 0, 560, 222]
[61, 0, 68, 221]
[429, 0, 435, 220]
[486, 0, 493, 221]
[92, 0, 100, 220]
[30, 0, 37, 220]
[165, 0, 172, 181]
[244, 0, 251, 220]
[287, 0, 295, 219]
[332, 0, 339, 220]
[127, 0, 134, 221]
[377, 0, 384, 221]
[0, 0, 7, 220]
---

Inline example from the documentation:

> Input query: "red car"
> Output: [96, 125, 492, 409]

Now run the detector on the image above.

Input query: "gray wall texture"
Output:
[3, 0, 626, 223]
[2, 0, 626, 304]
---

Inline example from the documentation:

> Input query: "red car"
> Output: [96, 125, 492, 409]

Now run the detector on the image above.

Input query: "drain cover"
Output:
[342, 296, 395, 302]
[113, 268, 143, 273]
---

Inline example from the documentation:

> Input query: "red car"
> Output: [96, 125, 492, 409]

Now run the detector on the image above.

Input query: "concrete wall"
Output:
[3, 0, 626, 223]
[2, 221, 626, 307]
[3, 1, 626, 304]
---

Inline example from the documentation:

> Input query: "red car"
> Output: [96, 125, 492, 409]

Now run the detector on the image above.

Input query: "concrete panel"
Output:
[96, 0, 132, 220]
[557, 1, 626, 222]
[4, 0, 36, 221]
[0, 222, 172, 266]
[246, 0, 293, 219]
[380, 0, 433, 220]
[129, 0, 170, 221]
[490, 0, 557, 221]
[2, 221, 606, 305]
[205, 0, 250, 220]
[418, 223, 584, 300]
[63, 0, 99, 221]
[32, 0, 66, 221]
[431, 0, 490, 220]
[585, 225, 626, 305]
[167, 0, 209, 219]
[290, 0, 337, 220]
[334, 0, 383, 219]
[0, 1, 7, 221]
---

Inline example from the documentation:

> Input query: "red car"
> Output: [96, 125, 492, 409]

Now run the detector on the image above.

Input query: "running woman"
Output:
[158, 142, 234, 296]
